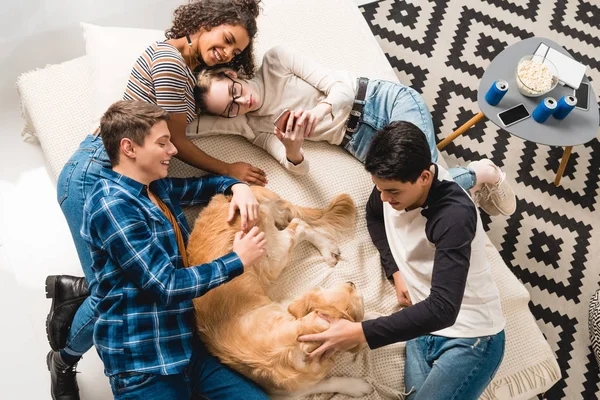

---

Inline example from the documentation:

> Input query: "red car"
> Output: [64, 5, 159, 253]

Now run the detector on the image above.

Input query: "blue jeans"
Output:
[404, 330, 505, 400]
[343, 80, 476, 191]
[56, 133, 110, 356]
[109, 340, 268, 399]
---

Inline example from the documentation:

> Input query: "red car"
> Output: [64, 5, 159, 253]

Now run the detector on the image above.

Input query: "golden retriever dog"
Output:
[187, 187, 373, 398]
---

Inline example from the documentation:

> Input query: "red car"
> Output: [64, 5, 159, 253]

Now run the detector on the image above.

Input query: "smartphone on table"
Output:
[574, 82, 590, 111]
[274, 109, 295, 131]
[498, 104, 530, 127]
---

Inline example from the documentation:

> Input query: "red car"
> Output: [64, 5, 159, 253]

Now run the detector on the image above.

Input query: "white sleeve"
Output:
[251, 132, 309, 175]
[263, 46, 354, 117]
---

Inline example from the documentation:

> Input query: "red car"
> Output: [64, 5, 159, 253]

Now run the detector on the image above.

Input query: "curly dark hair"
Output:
[165, 0, 261, 78]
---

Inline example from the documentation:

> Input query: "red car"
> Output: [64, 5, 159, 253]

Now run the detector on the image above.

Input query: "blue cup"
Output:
[553, 95, 577, 120]
[485, 80, 509, 106]
[532, 97, 557, 123]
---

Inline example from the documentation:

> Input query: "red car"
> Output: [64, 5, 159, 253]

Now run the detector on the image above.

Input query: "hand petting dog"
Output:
[228, 183, 260, 231]
[233, 227, 267, 268]
[298, 312, 367, 361]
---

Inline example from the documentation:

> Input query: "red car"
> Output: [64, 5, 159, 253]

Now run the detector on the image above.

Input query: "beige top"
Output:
[192, 46, 356, 175]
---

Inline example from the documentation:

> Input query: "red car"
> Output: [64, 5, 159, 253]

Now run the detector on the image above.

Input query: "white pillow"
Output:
[81, 22, 164, 122]
[80, 22, 237, 138]
[186, 114, 254, 138]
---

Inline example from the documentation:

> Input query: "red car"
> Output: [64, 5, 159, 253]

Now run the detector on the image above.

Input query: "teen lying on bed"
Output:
[194, 45, 516, 217]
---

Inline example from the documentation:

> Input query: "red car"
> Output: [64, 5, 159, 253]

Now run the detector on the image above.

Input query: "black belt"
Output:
[341, 77, 369, 147]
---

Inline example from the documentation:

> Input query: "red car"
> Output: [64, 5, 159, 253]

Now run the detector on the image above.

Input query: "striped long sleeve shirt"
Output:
[123, 41, 197, 124]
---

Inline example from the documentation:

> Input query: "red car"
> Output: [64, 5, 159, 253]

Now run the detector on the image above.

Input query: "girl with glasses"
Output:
[194, 45, 516, 217]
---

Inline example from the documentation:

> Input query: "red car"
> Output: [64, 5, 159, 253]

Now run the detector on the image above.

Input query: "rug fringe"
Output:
[480, 357, 561, 400]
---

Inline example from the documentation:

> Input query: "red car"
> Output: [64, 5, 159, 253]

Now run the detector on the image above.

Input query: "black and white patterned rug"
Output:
[359, 1, 600, 399]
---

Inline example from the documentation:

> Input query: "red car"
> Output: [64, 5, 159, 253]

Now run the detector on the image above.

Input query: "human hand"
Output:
[274, 110, 305, 164]
[300, 103, 331, 138]
[226, 162, 267, 186]
[297, 313, 366, 361]
[232, 226, 267, 268]
[392, 271, 412, 307]
[228, 183, 259, 231]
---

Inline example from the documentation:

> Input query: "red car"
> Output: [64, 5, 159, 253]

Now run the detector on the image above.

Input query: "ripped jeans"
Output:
[343, 80, 476, 191]
[404, 330, 505, 400]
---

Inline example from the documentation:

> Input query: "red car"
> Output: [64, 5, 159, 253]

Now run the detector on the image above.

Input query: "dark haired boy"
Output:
[299, 121, 505, 400]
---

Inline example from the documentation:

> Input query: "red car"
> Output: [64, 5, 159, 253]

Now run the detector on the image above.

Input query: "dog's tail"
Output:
[302, 193, 356, 233]
[250, 186, 356, 236]
[284, 194, 356, 242]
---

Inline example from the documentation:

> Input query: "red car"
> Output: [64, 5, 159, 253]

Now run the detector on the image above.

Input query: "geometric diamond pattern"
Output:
[527, 228, 564, 270]
[575, 1, 600, 30]
[482, 0, 541, 22]
[446, 8, 531, 79]
[361, 1, 600, 398]
[501, 199, 591, 304]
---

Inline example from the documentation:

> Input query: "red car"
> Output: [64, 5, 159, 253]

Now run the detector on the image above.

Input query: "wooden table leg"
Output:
[437, 111, 486, 151]
[554, 146, 573, 186]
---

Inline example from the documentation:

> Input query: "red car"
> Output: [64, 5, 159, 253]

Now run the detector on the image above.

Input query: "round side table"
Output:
[438, 37, 598, 186]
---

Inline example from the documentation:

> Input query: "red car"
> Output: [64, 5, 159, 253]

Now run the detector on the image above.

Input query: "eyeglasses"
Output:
[222, 75, 243, 118]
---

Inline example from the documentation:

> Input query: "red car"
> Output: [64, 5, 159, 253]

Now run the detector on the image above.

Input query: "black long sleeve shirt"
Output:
[362, 166, 480, 349]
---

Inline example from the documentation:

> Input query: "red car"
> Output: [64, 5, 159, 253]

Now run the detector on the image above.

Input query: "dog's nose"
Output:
[346, 281, 356, 288]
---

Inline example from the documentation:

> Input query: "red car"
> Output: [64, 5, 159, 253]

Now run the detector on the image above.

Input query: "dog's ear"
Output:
[299, 340, 321, 355]
[288, 289, 323, 318]
[288, 296, 310, 318]
[286, 342, 328, 372]
[295, 314, 331, 365]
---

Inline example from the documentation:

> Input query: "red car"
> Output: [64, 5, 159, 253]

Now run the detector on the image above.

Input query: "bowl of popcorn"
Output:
[515, 55, 559, 97]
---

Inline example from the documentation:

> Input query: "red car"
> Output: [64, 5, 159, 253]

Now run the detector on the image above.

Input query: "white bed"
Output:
[16, 0, 560, 398]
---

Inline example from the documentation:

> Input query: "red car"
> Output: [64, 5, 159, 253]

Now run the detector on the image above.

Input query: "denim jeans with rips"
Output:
[404, 330, 505, 400]
[343, 80, 476, 191]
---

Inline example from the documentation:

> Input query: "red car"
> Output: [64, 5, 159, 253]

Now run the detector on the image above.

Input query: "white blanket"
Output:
[16, 0, 560, 398]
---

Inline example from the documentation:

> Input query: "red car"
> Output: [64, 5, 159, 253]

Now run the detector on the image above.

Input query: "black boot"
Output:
[47, 350, 80, 400]
[45, 275, 90, 351]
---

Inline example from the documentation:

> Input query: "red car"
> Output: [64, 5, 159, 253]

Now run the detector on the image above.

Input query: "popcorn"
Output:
[516, 59, 555, 96]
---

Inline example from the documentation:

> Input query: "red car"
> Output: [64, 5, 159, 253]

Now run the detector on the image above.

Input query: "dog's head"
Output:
[287, 282, 365, 361]
[288, 282, 365, 324]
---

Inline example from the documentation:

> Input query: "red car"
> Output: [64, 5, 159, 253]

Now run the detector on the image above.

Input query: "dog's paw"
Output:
[324, 247, 341, 267]
[344, 378, 374, 397]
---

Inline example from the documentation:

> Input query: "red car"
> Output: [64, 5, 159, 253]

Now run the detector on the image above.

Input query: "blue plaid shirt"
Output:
[81, 168, 244, 376]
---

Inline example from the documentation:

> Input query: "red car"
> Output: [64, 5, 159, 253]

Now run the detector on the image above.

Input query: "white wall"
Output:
[0, 0, 182, 111]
